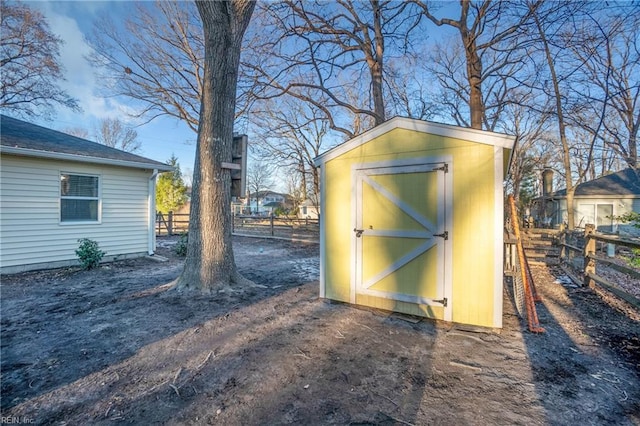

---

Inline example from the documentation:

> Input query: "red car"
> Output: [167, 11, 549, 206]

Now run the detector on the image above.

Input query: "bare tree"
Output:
[94, 118, 141, 153]
[528, 1, 607, 230]
[175, 0, 255, 293]
[570, 8, 640, 173]
[501, 91, 553, 207]
[87, 1, 203, 131]
[88, 1, 255, 133]
[251, 97, 334, 211]
[415, 0, 540, 130]
[62, 127, 90, 139]
[384, 53, 442, 121]
[563, 123, 623, 183]
[246, 0, 422, 139]
[87, 0, 256, 291]
[0, 0, 79, 118]
[285, 172, 305, 215]
[246, 160, 274, 214]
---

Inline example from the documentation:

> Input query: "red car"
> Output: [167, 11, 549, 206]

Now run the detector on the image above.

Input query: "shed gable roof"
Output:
[0, 115, 172, 171]
[314, 116, 516, 166]
[554, 168, 640, 197]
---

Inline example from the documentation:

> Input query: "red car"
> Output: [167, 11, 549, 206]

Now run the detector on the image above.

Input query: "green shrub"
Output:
[625, 248, 640, 268]
[76, 238, 106, 270]
[273, 206, 288, 217]
[175, 233, 188, 257]
[613, 212, 640, 228]
[611, 212, 640, 268]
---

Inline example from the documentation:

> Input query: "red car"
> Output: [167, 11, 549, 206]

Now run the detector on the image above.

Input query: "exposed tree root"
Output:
[172, 271, 256, 295]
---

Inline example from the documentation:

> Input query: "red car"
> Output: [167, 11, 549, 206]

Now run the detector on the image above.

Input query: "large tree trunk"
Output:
[176, 0, 255, 293]
[459, 1, 483, 130]
[369, 0, 385, 125]
[462, 31, 484, 130]
[628, 130, 638, 172]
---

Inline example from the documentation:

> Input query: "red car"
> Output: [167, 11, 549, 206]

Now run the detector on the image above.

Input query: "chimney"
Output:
[542, 168, 553, 196]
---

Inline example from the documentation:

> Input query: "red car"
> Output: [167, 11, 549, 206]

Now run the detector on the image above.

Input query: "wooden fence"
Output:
[559, 224, 640, 308]
[156, 212, 319, 241]
[156, 211, 189, 236]
[232, 215, 319, 240]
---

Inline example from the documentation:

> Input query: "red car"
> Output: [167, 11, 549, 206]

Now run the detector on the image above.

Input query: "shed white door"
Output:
[352, 160, 451, 318]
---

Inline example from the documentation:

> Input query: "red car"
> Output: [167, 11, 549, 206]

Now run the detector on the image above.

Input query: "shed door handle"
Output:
[354, 228, 364, 238]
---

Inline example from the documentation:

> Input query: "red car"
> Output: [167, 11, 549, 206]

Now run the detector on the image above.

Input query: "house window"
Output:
[60, 173, 100, 222]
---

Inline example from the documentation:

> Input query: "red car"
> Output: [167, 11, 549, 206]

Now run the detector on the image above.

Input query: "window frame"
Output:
[59, 172, 102, 224]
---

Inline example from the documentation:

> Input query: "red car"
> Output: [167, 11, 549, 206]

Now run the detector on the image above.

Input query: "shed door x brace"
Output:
[352, 159, 451, 317]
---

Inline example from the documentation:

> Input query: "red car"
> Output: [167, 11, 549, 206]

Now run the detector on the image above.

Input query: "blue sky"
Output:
[23, 0, 463, 189]
[25, 1, 198, 184]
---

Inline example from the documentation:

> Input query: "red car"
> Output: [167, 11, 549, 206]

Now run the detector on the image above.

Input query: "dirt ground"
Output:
[1, 235, 639, 425]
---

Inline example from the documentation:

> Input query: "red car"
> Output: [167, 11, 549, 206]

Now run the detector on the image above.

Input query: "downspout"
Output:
[148, 169, 159, 255]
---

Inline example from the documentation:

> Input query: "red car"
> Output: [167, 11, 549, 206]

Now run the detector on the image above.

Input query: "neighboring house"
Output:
[246, 191, 289, 215]
[297, 199, 320, 220]
[0, 115, 173, 273]
[533, 168, 640, 235]
[231, 198, 245, 215]
[314, 116, 516, 329]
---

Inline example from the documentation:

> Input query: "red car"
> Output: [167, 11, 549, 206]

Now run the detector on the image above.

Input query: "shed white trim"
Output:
[350, 156, 453, 318]
[493, 146, 504, 328]
[319, 165, 326, 299]
[149, 169, 159, 255]
[314, 117, 516, 166]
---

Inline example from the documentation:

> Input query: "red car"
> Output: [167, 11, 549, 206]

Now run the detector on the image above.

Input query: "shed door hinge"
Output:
[433, 163, 449, 173]
[434, 231, 448, 240]
[433, 297, 448, 307]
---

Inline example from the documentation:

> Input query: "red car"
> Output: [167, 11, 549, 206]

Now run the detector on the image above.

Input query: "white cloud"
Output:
[22, 2, 197, 168]
[33, 2, 135, 122]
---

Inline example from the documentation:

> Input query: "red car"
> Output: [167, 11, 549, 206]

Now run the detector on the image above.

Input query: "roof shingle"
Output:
[1, 114, 172, 170]
[554, 168, 640, 197]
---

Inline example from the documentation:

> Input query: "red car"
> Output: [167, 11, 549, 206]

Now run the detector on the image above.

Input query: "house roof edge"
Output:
[1, 145, 174, 171]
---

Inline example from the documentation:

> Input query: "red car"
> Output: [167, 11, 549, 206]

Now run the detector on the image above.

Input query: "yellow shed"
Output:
[313, 117, 516, 328]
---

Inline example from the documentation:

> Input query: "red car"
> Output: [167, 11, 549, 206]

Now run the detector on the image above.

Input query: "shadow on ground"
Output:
[522, 263, 640, 424]
[1, 237, 638, 424]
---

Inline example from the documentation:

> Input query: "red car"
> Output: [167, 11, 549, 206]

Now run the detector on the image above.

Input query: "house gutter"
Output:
[148, 169, 159, 255]
[0, 146, 173, 171]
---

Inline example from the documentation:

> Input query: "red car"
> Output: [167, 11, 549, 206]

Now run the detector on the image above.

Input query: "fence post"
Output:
[270, 213, 275, 236]
[156, 211, 161, 235]
[168, 211, 174, 236]
[584, 224, 596, 288]
[232, 212, 235, 233]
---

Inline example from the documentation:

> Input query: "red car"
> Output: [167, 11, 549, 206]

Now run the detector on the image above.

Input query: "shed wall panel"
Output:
[322, 128, 501, 328]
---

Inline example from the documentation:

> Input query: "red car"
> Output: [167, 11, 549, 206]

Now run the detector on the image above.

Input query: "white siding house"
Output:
[0, 115, 173, 273]
[533, 168, 640, 236]
[246, 191, 288, 215]
[297, 199, 319, 220]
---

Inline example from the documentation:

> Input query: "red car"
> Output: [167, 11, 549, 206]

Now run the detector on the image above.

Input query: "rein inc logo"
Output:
[1, 417, 35, 424]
